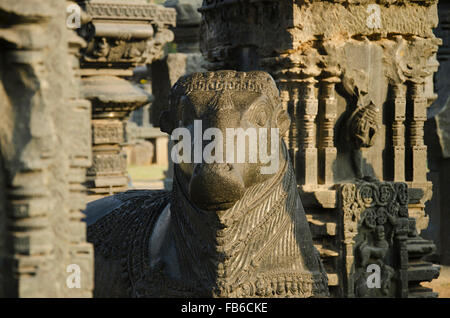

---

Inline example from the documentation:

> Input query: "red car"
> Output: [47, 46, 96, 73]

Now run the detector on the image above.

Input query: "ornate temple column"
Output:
[76, 0, 176, 200]
[0, 0, 93, 297]
[409, 81, 428, 184]
[392, 83, 407, 182]
[276, 79, 302, 180]
[200, 0, 441, 297]
[319, 74, 340, 185]
[65, 0, 95, 297]
[298, 80, 319, 187]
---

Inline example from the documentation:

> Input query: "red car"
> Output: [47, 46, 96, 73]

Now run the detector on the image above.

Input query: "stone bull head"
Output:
[85, 71, 329, 298]
[159, 70, 291, 211]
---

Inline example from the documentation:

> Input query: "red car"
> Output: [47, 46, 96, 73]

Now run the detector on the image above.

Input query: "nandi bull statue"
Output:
[84, 71, 329, 297]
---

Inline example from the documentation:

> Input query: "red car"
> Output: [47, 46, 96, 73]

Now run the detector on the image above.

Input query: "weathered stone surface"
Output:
[85, 71, 329, 298]
[0, 0, 93, 297]
[78, 0, 176, 65]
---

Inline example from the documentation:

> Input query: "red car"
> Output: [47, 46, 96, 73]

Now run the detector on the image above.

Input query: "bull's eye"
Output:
[255, 110, 268, 127]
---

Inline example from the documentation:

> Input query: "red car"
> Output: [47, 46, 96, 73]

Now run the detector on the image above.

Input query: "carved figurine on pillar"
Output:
[355, 225, 395, 297]
[346, 88, 380, 181]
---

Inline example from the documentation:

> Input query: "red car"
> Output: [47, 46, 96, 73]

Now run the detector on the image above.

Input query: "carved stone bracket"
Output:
[78, 0, 176, 67]
[392, 83, 407, 182]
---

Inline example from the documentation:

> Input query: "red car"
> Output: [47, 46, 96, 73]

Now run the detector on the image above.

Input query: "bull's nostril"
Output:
[214, 164, 232, 172]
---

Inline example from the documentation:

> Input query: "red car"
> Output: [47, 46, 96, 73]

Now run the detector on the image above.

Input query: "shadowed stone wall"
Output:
[423, 1, 450, 265]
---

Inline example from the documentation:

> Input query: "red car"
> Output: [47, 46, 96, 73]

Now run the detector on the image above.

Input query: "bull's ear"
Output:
[275, 108, 291, 137]
[159, 110, 174, 134]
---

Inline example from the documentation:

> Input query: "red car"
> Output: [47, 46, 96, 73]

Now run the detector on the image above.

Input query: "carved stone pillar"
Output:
[0, 0, 93, 297]
[199, 0, 441, 297]
[65, 0, 95, 297]
[276, 80, 302, 178]
[409, 82, 428, 183]
[299, 80, 319, 187]
[319, 75, 340, 185]
[392, 83, 407, 182]
[77, 0, 176, 200]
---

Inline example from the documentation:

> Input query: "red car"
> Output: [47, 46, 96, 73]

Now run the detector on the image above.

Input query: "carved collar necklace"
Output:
[158, 143, 328, 297]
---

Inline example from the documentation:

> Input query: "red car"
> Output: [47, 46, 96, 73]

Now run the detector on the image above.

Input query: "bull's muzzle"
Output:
[189, 163, 245, 211]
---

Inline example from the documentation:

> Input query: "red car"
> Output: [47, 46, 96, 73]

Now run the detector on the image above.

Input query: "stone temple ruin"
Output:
[0, 0, 448, 298]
